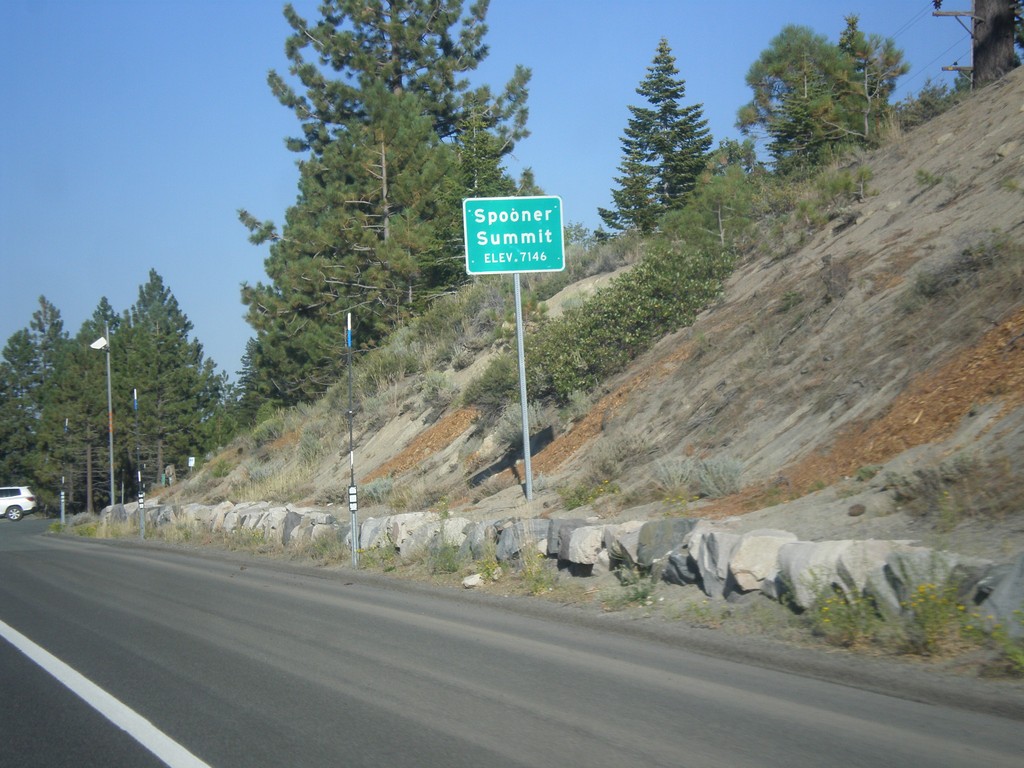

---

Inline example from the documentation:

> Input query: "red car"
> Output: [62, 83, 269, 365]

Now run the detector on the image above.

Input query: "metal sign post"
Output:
[512, 273, 534, 500]
[462, 196, 565, 500]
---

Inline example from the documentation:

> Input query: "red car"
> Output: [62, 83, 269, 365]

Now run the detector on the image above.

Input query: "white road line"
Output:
[0, 618, 212, 768]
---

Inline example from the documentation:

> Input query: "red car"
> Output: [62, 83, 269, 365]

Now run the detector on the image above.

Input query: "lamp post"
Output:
[90, 324, 115, 509]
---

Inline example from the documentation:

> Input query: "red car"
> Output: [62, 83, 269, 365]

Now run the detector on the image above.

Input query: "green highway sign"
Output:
[462, 196, 565, 275]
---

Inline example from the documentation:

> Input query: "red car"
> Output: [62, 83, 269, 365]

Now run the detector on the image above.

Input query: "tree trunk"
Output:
[85, 444, 94, 514]
[974, 0, 1017, 86]
[156, 438, 164, 488]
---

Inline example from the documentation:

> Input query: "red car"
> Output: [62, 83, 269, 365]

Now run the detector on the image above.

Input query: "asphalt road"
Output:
[1, 517, 1022, 767]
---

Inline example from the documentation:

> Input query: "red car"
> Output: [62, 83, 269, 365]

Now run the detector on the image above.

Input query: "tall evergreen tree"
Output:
[738, 22, 906, 172]
[838, 15, 909, 141]
[26, 297, 71, 503]
[121, 270, 224, 490]
[41, 336, 106, 512]
[600, 38, 712, 233]
[239, 0, 530, 406]
[0, 331, 37, 483]
[39, 299, 122, 513]
[0, 299, 73, 504]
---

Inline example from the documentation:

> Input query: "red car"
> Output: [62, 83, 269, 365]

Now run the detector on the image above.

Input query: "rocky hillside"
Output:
[164, 67, 1024, 562]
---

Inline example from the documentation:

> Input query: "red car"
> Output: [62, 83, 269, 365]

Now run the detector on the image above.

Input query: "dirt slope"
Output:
[173, 69, 1024, 561]
[348, 68, 1024, 558]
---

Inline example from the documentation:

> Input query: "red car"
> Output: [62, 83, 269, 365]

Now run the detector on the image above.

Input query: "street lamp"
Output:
[90, 324, 115, 510]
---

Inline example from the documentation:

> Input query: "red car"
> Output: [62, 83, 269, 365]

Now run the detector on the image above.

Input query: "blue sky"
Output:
[0, 1, 971, 381]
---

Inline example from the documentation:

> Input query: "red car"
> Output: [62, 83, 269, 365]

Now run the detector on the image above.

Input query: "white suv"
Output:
[0, 486, 36, 521]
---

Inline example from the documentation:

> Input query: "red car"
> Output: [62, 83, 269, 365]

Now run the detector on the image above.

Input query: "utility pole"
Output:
[933, 0, 1018, 86]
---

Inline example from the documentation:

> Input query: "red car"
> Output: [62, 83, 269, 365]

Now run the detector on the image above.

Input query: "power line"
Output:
[886, 3, 932, 41]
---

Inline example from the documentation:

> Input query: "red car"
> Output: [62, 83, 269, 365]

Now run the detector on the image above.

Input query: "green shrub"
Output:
[518, 552, 556, 595]
[304, 532, 347, 565]
[463, 354, 518, 415]
[299, 428, 327, 465]
[697, 456, 744, 498]
[419, 370, 457, 409]
[777, 290, 805, 313]
[653, 456, 743, 499]
[901, 581, 967, 655]
[808, 587, 886, 648]
[559, 479, 619, 510]
[526, 241, 734, 403]
[854, 465, 882, 482]
[358, 343, 420, 396]
[71, 522, 99, 537]
[915, 168, 943, 188]
[361, 477, 394, 505]
[251, 412, 285, 445]
[427, 540, 466, 575]
[603, 566, 658, 611]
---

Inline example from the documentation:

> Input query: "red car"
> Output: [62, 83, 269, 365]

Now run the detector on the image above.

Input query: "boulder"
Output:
[408, 517, 471, 556]
[496, 519, 549, 562]
[291, 519, 314, 547]
[775, 540, 855, 609]
[106, 504, 129, 524]
[636, 518, 699, 568]
[153, 505, 175, 527]
[359, 516, 390, 550]
[605, 521, 644, 569]
[260, 507, 295, 545]
[460, 520, 499, 560]
[548, 518, 587, 558]
[211, 503, 234, 532]
[221, 510, 240, 533]
[729, 529, 798, 593]
[310, 521, 341, 543]
[566, 525, 606, 565]
[181, 502, 213, 524]
[239, 509, 266, 530]
[884, 548, 993, 614]
[836, 540, 920, 616]
[591, 549, 612, 577]
[661, 545, 701, 587]
[435, 517, 472, 548]
[388, 512, 441, 554]
[981, 552, 1024, 639]
[304, 511, 338, 526]
[693, 530, 742, 598]
[403, 518, 443, 556]
[462, 574, 484, 589]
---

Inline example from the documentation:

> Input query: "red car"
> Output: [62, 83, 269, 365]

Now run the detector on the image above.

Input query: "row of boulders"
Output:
[94, 500, 1023, 638]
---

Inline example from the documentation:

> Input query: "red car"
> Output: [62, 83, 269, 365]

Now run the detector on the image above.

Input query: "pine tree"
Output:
[121, 270, 224, 491]
[598, 141, 659, 234]
[40, 300, 121, 513]
[0, 331, 37, 483]
[838, 15, 909, 141]
[601, 38, 712, 233]
[738, 22, 907, 172]
[239, 0, 530, 406]
[0, 299, 73, 504]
